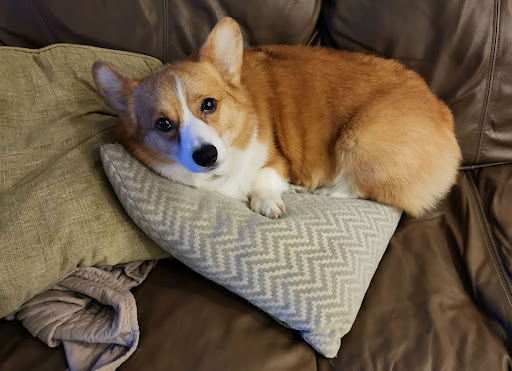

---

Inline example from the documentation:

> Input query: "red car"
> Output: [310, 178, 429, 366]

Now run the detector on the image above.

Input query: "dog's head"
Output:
[93, 17, 254, 174]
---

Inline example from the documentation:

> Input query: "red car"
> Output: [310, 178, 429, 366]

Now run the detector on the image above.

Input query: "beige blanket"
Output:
[6, 260, 156, 371]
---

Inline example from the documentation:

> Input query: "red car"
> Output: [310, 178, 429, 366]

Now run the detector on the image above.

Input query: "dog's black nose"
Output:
[192, 144, 218, 167]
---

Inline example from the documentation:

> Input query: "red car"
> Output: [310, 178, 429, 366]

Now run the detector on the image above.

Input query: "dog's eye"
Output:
[155, 117, 174, 132]
[201, 98, 217, 114]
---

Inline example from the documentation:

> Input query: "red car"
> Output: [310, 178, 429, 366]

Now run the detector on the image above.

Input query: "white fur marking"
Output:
[174, 76, 227, 173]
[252, 168, 288, 196]
[250, 168, 288, 218]
[315, 172, 360, 198]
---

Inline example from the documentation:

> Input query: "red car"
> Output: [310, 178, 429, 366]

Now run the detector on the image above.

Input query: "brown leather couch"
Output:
[1, 1, 511, 369]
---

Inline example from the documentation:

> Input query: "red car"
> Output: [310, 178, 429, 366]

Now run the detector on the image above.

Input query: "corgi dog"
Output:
[92, 17, 461, 219]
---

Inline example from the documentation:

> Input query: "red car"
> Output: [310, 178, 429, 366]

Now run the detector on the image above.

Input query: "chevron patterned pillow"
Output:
[101, 143, 402, 358]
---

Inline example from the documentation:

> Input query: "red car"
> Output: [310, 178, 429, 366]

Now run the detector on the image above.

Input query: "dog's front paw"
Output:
[250, 193, 286, 219]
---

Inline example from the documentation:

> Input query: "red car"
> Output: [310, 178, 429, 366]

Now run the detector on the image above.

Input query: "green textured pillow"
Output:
[101, 143, 402, 357]
[0, 45, 170, 318]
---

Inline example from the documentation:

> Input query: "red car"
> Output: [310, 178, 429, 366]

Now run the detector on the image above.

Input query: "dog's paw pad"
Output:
[250, 195, 286, 219]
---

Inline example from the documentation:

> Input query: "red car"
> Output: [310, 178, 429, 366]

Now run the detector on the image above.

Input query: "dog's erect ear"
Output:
[200, 17, 243, 85]
[92, 61, 137, 117]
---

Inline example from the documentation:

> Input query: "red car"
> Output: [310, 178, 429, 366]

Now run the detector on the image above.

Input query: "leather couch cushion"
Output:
[471, 164, 512, 328]
[320, 0, 512, 167]
[0, 320, 67, 371]
[0, 0, 321, 63]
[318, 169, 512, 370]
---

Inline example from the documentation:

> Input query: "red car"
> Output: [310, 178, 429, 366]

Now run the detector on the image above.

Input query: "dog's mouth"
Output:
[181, 156, 225, 174]
[194, 163, 220, 173]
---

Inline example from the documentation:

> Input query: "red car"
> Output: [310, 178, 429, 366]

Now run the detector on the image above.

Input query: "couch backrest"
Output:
[0, 0, 320, 60]
[321, 0, 512, 167]
[1, 0, 510, 167]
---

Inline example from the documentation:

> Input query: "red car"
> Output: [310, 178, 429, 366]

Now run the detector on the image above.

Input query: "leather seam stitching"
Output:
[460, 160, 512, 171]
[475, 0, 501, 164]
[163, 0, 169, 64]
[25, 0, 55, 44]
[162, 0, 167, 64]
[466, 171, 512, 309]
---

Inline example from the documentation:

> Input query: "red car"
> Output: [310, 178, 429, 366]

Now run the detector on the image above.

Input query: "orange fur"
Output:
[93, 17, 462, 217]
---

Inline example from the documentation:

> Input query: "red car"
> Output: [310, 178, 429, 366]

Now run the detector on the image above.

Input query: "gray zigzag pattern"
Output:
[101, 144, 402, 358]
